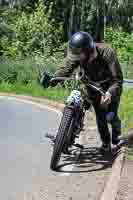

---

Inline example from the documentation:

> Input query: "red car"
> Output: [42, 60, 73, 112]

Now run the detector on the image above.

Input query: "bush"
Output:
[0, 58, 35, 84]
[0, 55, 60, 84]
[105, 27, 133, 79]
[0, 0, 63, 58]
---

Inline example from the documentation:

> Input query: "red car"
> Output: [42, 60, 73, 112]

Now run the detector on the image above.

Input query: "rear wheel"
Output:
[50, 106, 74, 170]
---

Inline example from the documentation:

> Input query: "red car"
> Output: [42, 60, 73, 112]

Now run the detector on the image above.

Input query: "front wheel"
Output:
[50, 106, 74, 170]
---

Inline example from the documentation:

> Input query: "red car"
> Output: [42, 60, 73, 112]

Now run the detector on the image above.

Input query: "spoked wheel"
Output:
[50, 106, 74, 170]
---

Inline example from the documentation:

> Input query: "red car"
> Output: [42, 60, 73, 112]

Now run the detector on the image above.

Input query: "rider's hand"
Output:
[100, 91, 112, 105]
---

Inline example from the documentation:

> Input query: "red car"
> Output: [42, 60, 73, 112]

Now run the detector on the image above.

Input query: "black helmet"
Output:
[68, 32, 95, 61]
[69, 31, 95, 50]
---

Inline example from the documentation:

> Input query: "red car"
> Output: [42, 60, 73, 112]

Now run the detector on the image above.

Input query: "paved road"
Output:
[0, 96, 112, 200]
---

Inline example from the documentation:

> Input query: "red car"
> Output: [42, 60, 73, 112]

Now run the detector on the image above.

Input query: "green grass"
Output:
[0, 56, 58, 84]
[119, 88, 133, 134]
[0, 82, 69, 102]
[119, 88, 133, 160]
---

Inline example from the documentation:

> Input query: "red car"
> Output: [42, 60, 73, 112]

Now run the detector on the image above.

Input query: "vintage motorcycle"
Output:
[49, 70, 107, 170]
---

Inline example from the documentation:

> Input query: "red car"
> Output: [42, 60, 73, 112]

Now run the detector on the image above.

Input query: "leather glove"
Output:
[40, 72, 52, 88]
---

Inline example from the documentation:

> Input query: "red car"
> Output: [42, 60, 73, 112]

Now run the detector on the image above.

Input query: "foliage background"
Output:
[0, 0, 133, 83]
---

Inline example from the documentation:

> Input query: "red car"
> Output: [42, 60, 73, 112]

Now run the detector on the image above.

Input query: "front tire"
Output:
[50, 106, 74, 170]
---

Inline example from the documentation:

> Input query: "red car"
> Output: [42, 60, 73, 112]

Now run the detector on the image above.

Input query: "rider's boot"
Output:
[112, 136, 121, 145]
[100, 142, 112, 154]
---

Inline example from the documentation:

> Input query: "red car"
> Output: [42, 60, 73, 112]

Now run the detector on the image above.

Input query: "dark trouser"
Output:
[93, 98, 121, 145]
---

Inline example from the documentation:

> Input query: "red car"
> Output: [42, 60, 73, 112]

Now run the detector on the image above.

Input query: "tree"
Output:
[0, 0, 132, 43]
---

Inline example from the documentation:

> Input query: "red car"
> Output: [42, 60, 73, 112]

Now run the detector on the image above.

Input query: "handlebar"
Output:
[50, 77, 105, 96]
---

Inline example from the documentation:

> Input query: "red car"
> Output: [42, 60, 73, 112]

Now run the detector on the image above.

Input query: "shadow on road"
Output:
[53, 129, 133, 173]
[56, 146, 121, 173]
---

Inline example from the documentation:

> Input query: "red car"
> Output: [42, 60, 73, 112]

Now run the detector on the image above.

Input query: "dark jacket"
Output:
[54, 43, 123, 101]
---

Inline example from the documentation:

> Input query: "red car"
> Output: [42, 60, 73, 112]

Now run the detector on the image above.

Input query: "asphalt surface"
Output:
[0, 96, 112, 200]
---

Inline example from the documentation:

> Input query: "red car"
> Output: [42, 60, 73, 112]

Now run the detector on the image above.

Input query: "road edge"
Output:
[99, 147, 125, 200]
[0, 92, 65, 111]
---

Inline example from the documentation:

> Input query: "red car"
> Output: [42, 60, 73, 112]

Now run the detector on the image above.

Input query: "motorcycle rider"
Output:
[45, 31, 123, 152]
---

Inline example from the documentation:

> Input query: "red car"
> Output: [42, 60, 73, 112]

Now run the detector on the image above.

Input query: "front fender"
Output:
[66, 90, 81, 106]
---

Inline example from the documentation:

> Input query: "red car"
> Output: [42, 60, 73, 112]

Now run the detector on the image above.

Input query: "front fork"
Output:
[68, 106, 85, 146]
